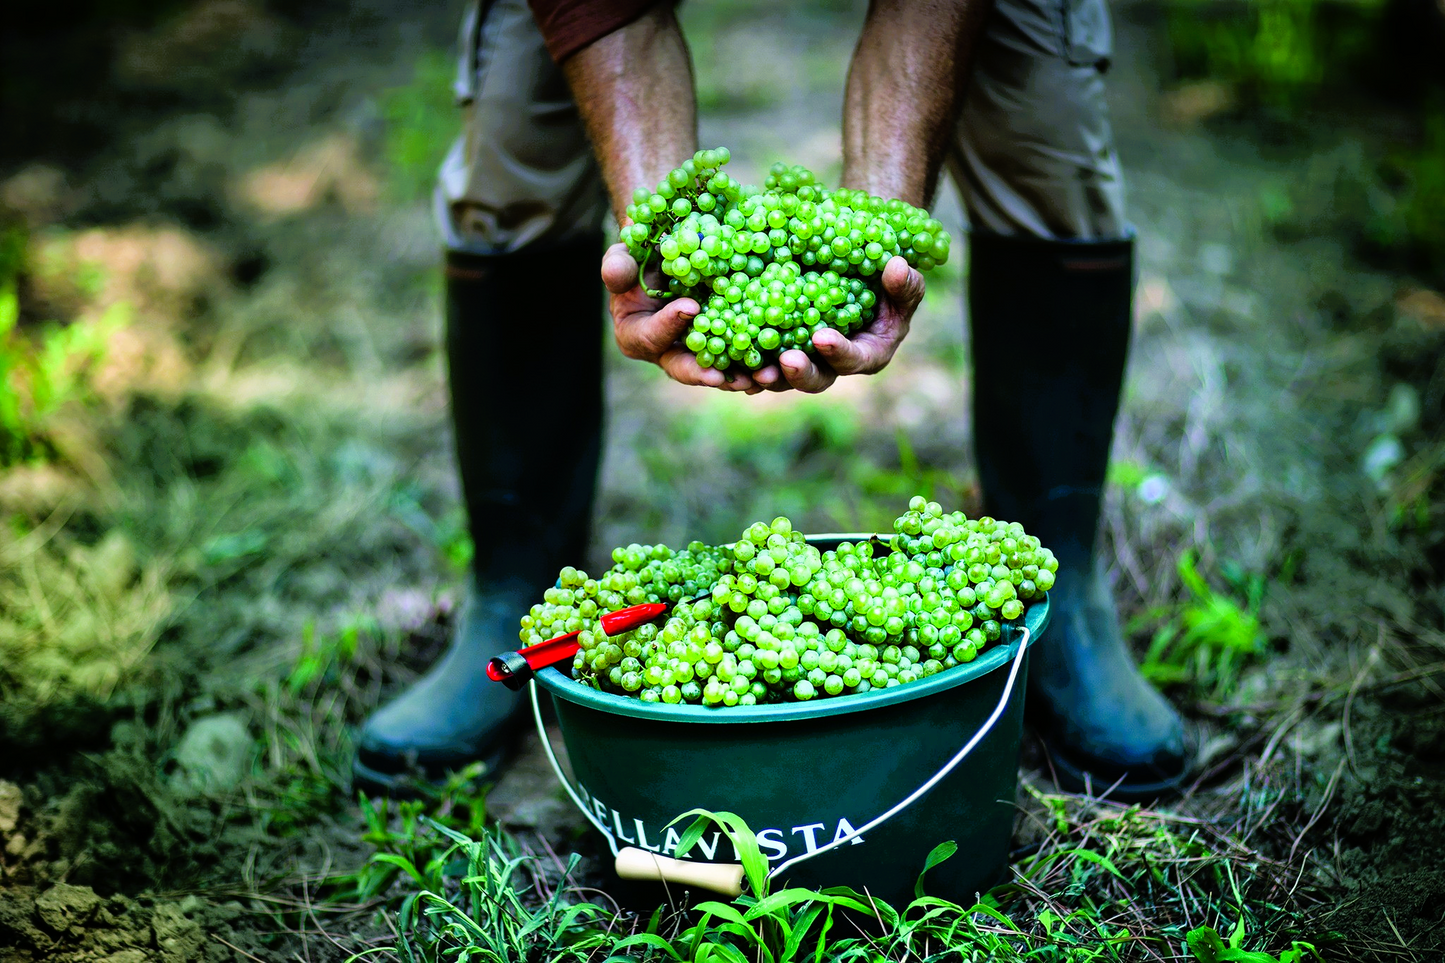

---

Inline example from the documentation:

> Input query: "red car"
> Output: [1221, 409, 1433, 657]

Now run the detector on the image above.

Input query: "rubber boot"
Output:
[968, 232, 1192, 801]
[353, 235, 604, 794]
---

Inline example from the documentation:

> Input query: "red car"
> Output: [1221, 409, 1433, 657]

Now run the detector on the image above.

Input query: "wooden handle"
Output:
[614, 847, 745, 896]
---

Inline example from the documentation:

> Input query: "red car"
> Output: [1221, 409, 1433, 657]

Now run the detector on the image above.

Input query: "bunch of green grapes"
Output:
[593, 541, 733, 610]
[799, 541, 970, 665]
[618, 148, 952, 373]
[519, 565, 601, 649]
[572, 597, 727, 701]
[710, 516, 822, 617]
[890, 495, 1057, 622]
[517, 543, 731, 649]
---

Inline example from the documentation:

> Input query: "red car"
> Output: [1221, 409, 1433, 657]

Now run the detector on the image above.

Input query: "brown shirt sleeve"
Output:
[527, 0, 673, 62]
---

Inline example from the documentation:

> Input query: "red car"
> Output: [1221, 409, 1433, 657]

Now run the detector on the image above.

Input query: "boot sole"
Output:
[1039, 739, 1190, 803]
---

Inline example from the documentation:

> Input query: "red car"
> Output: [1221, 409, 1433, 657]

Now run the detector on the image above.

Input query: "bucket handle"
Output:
[528, 626, 1032, 897]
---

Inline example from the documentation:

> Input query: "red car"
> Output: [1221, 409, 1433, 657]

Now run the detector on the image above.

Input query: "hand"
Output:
[751, 256, 926, 393]
[601, 243, 759, 392]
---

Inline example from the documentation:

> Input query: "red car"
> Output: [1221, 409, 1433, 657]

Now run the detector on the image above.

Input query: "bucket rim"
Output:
[536, 591, 1048, 724]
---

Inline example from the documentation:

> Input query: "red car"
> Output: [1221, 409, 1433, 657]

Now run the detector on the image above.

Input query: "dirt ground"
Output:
[2, 0, 1444, 960]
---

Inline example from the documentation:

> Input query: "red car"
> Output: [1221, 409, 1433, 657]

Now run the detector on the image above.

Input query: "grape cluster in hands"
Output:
[618, 148, 952, 373]
[519, 497, 1053, 709]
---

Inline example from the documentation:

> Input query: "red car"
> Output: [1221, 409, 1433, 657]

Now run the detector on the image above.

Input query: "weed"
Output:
[373, 817, 611, 963]
[286, 614, 377, 695]
[1187, 920, 1320, 962]
[1133, 550, 1265, 700]
[325, 766, 489, 905]
[0, 284, 126, 467]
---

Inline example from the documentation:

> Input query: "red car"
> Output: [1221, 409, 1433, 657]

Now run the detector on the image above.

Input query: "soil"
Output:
[0, 884, 260, 963]
[1324, 691, 1445, 952]
[3, 0, 1445, 960]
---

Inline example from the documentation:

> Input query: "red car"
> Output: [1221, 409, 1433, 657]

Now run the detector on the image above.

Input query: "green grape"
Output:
[618, 149, 952, 372]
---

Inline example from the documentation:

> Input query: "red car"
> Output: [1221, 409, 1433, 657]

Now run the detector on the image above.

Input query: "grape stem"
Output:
[637, 246, 669, 299]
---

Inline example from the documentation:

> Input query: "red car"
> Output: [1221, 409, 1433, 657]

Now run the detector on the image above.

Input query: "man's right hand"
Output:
[601, 242, 759, 392]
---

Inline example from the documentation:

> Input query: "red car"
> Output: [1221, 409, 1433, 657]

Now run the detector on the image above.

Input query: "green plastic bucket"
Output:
[531, 535, 1050, 907]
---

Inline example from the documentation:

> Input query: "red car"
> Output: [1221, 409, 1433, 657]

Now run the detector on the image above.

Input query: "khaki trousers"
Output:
[435, 0, 1128, 255]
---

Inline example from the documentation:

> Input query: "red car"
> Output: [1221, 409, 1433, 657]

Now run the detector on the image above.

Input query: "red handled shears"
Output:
[486, 602, 670, 689]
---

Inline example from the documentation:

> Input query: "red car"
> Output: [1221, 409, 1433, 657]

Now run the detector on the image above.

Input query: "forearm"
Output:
[842, 0, 993, 206]
[562, 5, 698, 223]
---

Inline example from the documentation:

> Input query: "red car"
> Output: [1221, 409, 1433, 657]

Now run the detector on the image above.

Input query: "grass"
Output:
[351, 805, 1329, 963]
[625, 392, 973, 549]
[0, 227, 173, 715]
[0, 517, 173, 708]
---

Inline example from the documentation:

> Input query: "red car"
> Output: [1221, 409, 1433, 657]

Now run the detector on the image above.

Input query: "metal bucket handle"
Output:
[528, 625, 1032, 896]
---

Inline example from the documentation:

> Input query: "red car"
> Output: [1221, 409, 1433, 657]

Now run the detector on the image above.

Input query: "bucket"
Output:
[528, 534, 1050, 907]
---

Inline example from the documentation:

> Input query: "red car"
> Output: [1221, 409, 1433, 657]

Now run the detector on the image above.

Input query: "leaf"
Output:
[673, 813, 710, 861]
[671, 809, 769, 897]
[423, 815, 479, 846]
[744, 888, 826, 921]
[1177, 550, 1213, 601]
[813, 904, 836, 963]
[1229, 916, 1247, 950]
[914, 840, 957, 899]
[1069, 848, 1125, 878]
[1188, 926, 1227, 963]
[694, 901, 752, 929]
[817, 885, 886, 920]
[781, 904, 825, 963]
[368, 853, 428, 888]
[607, 933, 684, 961]
[698, 942, 752, 963]
[961, 901, 1020, 932]
[0, 286, 17, 338]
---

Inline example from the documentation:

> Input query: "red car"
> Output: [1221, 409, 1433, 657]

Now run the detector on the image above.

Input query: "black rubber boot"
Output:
[968, 232, 1192, 801]
[353, 235, 604, 795]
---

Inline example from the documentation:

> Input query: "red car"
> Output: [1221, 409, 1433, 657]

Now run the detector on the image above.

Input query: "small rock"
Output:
[35, 883, 102, 932]
[0, 779, 21, 835]
[173, 713, 252, 794]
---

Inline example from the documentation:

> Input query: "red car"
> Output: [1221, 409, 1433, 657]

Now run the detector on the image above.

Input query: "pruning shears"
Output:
[486, 602, 670, 690]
